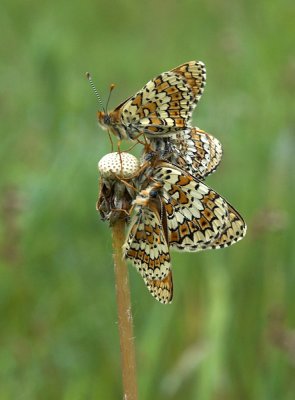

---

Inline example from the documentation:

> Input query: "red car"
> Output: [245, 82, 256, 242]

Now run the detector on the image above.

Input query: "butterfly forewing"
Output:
[100, 61, 206, 140]
[152, 165, 229, 250]
[171, 61, 206, 110]
[123, 61, 206, 135]
[148, 163, 244, 252]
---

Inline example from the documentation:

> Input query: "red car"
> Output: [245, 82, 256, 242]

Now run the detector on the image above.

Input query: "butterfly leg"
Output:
[107, 129, 114, 152]
[113, 175, 138, 193]
[115, 140, 125, 175]
[125, 141, 141, 153]
[125, 132, 146, 152]
[109, 207, 130, 217]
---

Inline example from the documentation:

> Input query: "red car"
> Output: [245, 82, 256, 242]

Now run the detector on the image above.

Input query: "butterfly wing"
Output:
[171, 61, 206, 111]
[207, 204, 247, 249]
[152, 164, 246, 251]
[118, 61, 206, 137]
[148, 127, 222, 178]
[143, 270, 173, 304]
[170, 127, 223, 178]
[123, 201, 171, 281]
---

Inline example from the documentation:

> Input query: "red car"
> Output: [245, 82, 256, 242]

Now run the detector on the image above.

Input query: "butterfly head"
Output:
[148, 181, 163, 198]
[97, 111, 111, 129]
[86, 72, 120, 133]
[134, 181, 163, 207]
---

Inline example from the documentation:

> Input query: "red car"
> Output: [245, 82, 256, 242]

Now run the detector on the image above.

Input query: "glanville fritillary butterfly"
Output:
[88, 61, 206, 141]
[123, 161, 246, 304]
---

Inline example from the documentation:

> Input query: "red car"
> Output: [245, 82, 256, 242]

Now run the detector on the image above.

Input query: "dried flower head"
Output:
[97, 152, 140, 225]
[98, 152, 140, 179]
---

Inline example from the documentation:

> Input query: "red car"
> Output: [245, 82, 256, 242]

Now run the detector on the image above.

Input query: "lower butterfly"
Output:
[123, 161, 246, 304]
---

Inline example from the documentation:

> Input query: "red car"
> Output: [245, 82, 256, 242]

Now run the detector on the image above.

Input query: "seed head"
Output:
[98, 152, 139, 179]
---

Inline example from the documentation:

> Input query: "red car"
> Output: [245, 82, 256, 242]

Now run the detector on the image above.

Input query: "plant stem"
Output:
[112, 218, 138, 400]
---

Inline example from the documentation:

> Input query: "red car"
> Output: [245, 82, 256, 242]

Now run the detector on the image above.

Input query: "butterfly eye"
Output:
[103, 114, 111, 125]
[150, 188, 161, 198]
[144, 152, 154, 161]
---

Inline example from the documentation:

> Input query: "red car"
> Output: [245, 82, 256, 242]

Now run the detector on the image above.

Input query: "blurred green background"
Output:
[1, 0, 294, 398]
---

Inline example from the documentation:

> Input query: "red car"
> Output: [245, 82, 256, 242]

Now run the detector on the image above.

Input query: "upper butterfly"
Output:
[96, 61, 206, 140]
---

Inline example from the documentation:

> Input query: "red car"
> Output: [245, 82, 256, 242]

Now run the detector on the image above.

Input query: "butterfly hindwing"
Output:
[171, 127, 222, 178]
[143, 270, 173, 304]
[146, 127, 222, 178]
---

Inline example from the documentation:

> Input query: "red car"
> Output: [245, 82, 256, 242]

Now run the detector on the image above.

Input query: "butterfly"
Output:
[123, 161, 246, 303]
[96, 61, 206, 141]
[93, 61, 222, 179]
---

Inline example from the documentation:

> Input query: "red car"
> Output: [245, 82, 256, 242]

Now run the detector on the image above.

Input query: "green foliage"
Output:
[0, 0, 294, 398]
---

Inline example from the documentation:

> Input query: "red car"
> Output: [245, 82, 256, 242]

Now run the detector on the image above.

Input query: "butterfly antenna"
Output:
[106, 83, 115, 112]
[86, 72, 105, 112]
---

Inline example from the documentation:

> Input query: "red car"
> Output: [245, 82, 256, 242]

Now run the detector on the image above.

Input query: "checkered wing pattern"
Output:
[143, 271, 173, 304]
[123, 191, 173, 304]
[98, 61, 206, 140]
[146, 127, 222, 178]
[123, 162, 246, 303]
[170, 127, 223, 178]
[207, 204, 247, 249]
[123, 198, 170, 281]
[152, 163, 246, 251]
